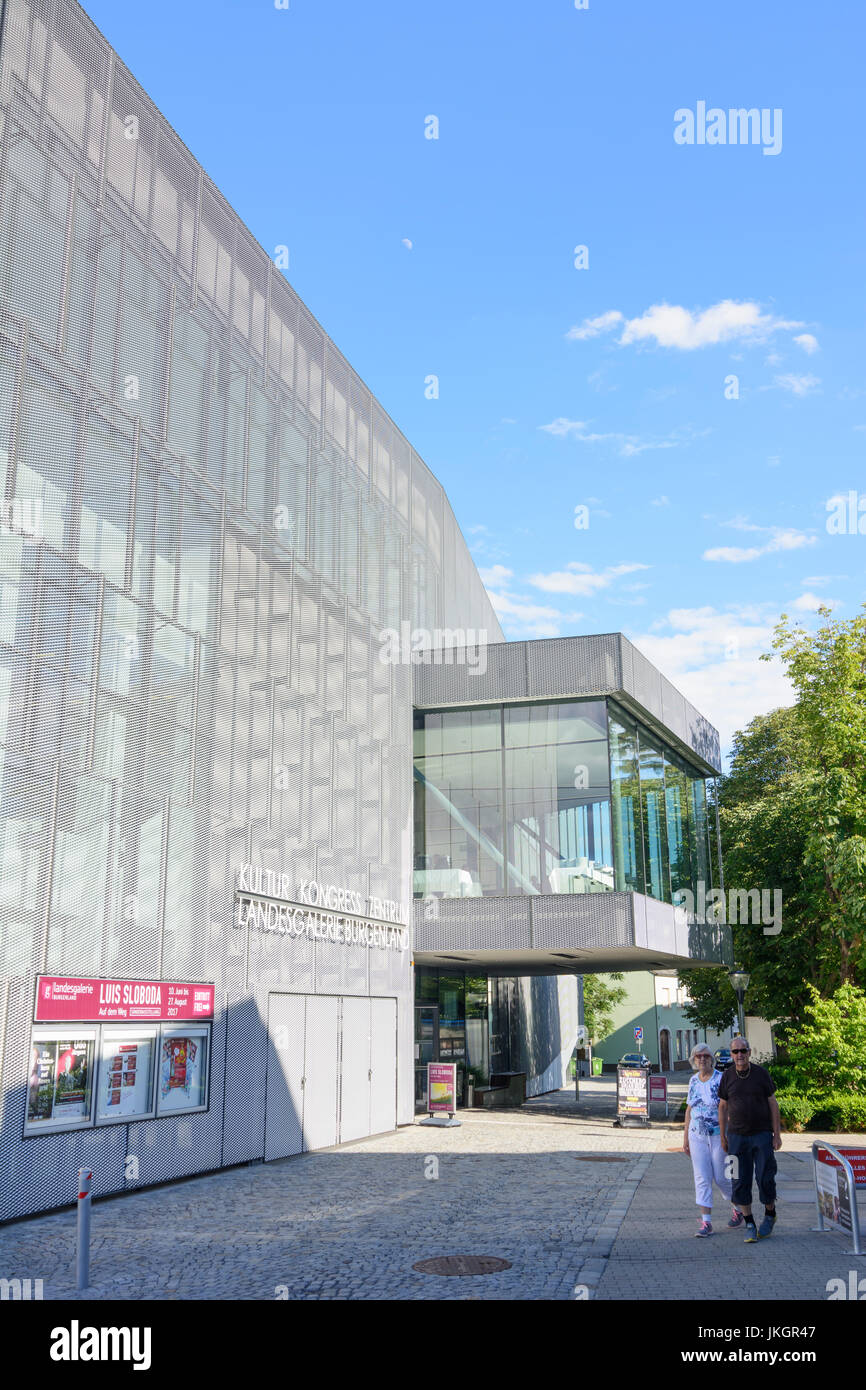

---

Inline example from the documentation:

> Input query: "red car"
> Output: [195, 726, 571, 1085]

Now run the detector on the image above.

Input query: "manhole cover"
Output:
[413, 1255, 511, 1276]
[575, 1155, 627, 1163]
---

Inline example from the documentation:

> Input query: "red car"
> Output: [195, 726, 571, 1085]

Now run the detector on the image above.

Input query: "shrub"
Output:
[808, 1092, 866, 1133]
[775, 1091, 816, 1132]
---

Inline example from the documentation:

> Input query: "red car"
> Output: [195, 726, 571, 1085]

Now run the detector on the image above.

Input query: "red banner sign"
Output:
[816, 1147, 866, 1187]
[35, 976, 215, 1024]
[649, 1075, 668, 1102]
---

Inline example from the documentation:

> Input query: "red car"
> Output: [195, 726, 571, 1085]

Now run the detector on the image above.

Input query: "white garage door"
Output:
[265, 994, 398, 1161]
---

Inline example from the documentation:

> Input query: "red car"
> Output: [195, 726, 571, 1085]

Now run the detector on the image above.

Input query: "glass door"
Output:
[414, 1005, 439, 1112]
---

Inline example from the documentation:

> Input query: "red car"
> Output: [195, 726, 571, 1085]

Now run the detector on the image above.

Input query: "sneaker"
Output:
[727, 1210, 744, 1229]
[758, 1212, 777, 1239]
[743, 1219, 759, 1243]
[695, 1219, 713, 1237]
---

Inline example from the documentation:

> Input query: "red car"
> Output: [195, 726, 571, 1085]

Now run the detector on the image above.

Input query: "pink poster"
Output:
[428, 1062, 457, 1114]
[36, 976, 215, 1023]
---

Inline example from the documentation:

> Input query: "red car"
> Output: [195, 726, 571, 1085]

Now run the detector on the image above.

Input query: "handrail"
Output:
[811, 1140, 862, 1256]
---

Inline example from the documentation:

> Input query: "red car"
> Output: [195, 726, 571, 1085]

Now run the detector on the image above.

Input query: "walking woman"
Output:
[683, 1043, 742, 1236]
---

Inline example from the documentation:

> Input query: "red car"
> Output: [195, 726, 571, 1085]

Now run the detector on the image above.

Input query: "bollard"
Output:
[76, 1168, 92, 1290]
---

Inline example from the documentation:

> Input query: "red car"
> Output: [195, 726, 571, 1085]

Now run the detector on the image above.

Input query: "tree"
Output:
[778, 983, 866, 1094]
[764, 606, 866, 988]
[582, 971, 627, 1044]
[678, 966, 736, 1034]
[681, 607, 866, 1028]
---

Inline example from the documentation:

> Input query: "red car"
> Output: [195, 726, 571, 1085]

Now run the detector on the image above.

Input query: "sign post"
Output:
[634, 1026, 643, 1045]
[420, 1061, 461, 1127]
[616, 1063, 649, 1127]
[648, 1073, 668, 1117]
[812, 1142, 865, 1257]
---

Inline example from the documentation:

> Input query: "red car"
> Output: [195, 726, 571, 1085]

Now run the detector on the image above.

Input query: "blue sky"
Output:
[80, 0, 865, 756]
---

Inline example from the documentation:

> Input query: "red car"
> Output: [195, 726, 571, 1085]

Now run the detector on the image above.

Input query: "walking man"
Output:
[718, 1036, 782, 1242]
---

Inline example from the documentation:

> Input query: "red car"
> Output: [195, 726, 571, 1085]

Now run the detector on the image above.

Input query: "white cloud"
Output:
[401, 238, 413, 250]
[484, 588, 583, 639]
[790, 591, 843, 613]
[793, 333, 819, 354]
[566, 299, 804, 352]
[566, 310, 624, 341]
[651, 495, 670, 507]
[529, 561, 649, 596]
[703, 526, 816, 563]
[539, 419, 708, 457]
[627, 605, 793, 758]
[477, 564, 513, 587]
[773, 373, 821, 396]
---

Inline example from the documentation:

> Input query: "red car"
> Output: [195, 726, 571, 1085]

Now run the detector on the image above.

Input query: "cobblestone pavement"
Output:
[0, 1100, 665, 1301]
[0, 1082, 861, 1301]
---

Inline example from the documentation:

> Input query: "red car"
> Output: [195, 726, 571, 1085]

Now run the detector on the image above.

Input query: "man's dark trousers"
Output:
[727, 1131, 777, 1207]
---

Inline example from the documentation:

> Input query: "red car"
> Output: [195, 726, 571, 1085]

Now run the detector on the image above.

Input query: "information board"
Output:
[36, 977, 215, 1023]
[427, 1061, 458, 1115]
[617, 1064, 649, 1120]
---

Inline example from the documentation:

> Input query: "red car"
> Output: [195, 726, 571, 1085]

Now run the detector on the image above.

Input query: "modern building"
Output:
[411, 635, 731, 1103]
[0, 0, 730, 1224]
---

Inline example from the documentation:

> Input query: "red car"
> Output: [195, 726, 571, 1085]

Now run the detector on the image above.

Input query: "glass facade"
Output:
[0, 0, 502, 1222]
[414, 700, 613, 896]
[414, 698, 718, 906]
[414, 969, 490, 1108]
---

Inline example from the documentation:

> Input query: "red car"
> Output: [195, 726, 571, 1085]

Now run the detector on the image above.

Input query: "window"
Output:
[95, 1028, 158, 1124]
[156, 1027, 210, 1114]
[25, 1030, 97, 1134]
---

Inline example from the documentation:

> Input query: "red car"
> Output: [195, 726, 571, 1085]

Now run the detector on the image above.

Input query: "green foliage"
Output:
[678, 966, 737, 1032]
[762, 607, 866, 990]
[582, 971, 627, 1045]
[705, 610, 866, 1029]
[774, 1092, 816, 1133]
[778, 983, 866, 1094]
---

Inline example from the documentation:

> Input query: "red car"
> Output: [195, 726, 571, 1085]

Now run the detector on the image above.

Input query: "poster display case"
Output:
[157, 1026, 211, 1115]
[95, 1027, 159, 1125]
[25, 1029, 97, 1135]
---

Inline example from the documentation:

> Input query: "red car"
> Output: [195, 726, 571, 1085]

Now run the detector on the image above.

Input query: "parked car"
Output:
[619, 1053, 653, 1070]
[714, 1048, 733, 1068]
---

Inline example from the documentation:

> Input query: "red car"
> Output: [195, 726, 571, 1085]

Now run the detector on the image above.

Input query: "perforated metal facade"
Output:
[0, 0, 501, 1221]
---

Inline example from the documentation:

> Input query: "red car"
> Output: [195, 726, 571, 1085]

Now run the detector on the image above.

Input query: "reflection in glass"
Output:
[639, 733, 670, 903]
[608, 707, 645, 893]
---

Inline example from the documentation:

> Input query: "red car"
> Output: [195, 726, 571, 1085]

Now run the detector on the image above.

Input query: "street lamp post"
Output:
[728, 968, 751, 1041]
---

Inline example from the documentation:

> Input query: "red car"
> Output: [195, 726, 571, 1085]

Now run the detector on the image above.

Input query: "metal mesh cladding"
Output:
[0, 0, 501, 1219]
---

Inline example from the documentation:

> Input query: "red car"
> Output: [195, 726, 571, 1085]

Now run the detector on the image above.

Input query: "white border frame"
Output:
[156, 1024, 212, 1117]
[94, 1025, 159, 1126]
[24, 1027, 98, 1136]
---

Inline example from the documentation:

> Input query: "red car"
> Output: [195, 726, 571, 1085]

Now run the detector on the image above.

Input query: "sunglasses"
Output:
[731, 1048, 750, 1054]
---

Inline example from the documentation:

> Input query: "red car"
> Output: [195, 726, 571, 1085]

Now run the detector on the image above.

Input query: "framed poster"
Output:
[427, 1061, 457, 1114]
[95, 1027, 158, 1124]
[24, 1029, 97, 1135]
[156, 1026, 211, 1115]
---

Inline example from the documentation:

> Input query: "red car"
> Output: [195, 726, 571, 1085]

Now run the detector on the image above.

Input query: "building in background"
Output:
[0, 0, 504, 1222]
[412, 637, 732, 1102]
[591, 971, 777, 1071]
[0, 0, 733, 1222]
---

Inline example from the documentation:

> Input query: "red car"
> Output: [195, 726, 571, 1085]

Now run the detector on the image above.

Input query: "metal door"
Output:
[339, 996, 371, 1143]
[264, 993, 305, 1161]
[370, 997, 397, 1135]
[303, 994, 339, 1151]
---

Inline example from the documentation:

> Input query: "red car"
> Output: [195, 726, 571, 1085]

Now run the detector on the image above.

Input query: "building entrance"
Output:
[265, 993, 397, 1160]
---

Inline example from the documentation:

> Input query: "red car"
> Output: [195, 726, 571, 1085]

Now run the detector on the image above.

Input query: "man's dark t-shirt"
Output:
[718, 1063, 776, 1134]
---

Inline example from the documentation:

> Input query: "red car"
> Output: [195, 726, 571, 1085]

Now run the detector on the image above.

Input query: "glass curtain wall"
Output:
[413, 699, 718, 908]
[414, 700, 613, 897]
[608, 700, 717, 906]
